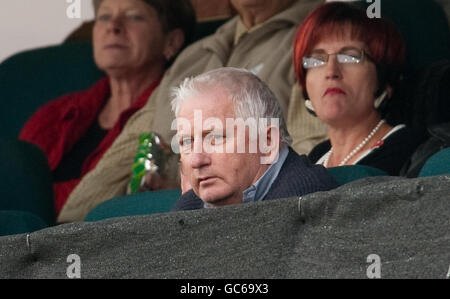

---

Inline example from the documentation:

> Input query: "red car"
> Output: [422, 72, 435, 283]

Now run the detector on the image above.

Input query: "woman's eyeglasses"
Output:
[302, 48, 371, 69]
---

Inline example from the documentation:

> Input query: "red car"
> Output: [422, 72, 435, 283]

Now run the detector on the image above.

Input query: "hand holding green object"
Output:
[128, 132, 176, 194]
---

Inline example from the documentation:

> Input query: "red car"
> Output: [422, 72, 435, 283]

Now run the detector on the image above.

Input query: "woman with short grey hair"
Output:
[20, 0, 196, 216]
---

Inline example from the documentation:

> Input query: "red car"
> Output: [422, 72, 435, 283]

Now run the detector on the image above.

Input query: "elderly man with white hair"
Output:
[171, 68, 338, 210]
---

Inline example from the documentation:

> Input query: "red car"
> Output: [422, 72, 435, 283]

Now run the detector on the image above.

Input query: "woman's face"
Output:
[93, 0, 168, 75]
[305, 37, 379, 127]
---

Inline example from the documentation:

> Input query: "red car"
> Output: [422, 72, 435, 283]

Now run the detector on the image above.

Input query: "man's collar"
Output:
[242, 146, 290, 204]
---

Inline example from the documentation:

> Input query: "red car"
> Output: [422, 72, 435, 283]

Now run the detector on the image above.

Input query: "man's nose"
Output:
[190, 151, 211, 169]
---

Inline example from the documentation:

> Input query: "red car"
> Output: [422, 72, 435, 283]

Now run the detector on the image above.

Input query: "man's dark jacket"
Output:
[172, 147, 339, 211]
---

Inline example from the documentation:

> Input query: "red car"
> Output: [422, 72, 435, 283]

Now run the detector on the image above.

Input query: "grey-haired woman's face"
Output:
[93, 0, 169, 75]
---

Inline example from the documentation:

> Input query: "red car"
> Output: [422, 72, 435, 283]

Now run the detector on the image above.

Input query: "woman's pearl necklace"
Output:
[323, 119, 385, 167]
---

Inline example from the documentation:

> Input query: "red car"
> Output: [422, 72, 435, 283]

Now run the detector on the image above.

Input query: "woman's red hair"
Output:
[293, 2, 406, 98]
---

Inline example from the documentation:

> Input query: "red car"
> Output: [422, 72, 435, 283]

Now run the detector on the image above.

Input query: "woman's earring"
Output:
[305, 99, 315, 113]
[374, 90, 388, 109]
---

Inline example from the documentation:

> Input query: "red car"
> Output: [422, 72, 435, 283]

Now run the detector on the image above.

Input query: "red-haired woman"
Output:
[293, 2, 425, 176]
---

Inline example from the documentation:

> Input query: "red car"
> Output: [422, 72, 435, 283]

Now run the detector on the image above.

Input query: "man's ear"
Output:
[163, 29, 185, 61]
[260, 125, 281, 165]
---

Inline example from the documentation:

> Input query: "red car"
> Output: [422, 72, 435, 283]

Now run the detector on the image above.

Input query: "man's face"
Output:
[176, 89, 269, 207]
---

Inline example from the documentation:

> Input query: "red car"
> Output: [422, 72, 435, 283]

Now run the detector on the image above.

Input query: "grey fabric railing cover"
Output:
[0, 175, 449, 279]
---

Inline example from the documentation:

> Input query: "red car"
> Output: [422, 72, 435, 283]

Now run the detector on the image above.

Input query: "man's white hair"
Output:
[171, 67, 292, 145]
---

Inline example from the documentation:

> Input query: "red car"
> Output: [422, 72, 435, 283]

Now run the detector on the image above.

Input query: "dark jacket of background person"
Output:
[400, 60, 450, 177]
[400, 123, 450, 177]
[173, 148, 339, 211]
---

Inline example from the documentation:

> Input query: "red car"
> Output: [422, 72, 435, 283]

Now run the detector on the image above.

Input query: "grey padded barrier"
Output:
[0, 175, 449, 279]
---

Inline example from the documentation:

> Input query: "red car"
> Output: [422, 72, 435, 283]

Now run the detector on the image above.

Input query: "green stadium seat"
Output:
[328, 165, 388, 186]
[0, 139, 55, 225]
[84, 189, 181, 222]
[418, 147, 450, 177]
[0, 210, 48, 236]
[0, 42, 104, 139]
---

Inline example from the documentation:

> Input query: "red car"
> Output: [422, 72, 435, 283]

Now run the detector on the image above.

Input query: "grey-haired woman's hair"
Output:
[93, 0, 102, 11]
[171, 67, 293, 146]
[94, 0, 196, 46]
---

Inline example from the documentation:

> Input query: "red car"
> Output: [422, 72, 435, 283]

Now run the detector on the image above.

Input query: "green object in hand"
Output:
[129, 132, 172, 194]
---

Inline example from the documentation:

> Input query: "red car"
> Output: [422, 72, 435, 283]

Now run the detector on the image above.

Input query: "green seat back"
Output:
[0, 210, 48, 236]
[328, 165, 388, 186]
[0, 139, 55, 225]
[418, 147, 450, 177]
[84, 189, 181, 222]
[353, 0, 450, 72]
[0, 42, 104, 139]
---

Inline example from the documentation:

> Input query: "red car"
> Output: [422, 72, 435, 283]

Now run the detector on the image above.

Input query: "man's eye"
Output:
[180, 137, 192, 146]
[179, 136, 193, 149]
[212, 135, 224, 144]
[205, 134, 224, 143]
[206, 134, 224, 145]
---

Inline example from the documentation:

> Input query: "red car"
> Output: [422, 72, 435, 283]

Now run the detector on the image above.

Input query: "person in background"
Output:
[171, 68, 338, 211]
[400, 60, 450, 177]
[20, 0, 196, 215]
[294, 2, 425, 175]
[435, 0, 450, 24]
